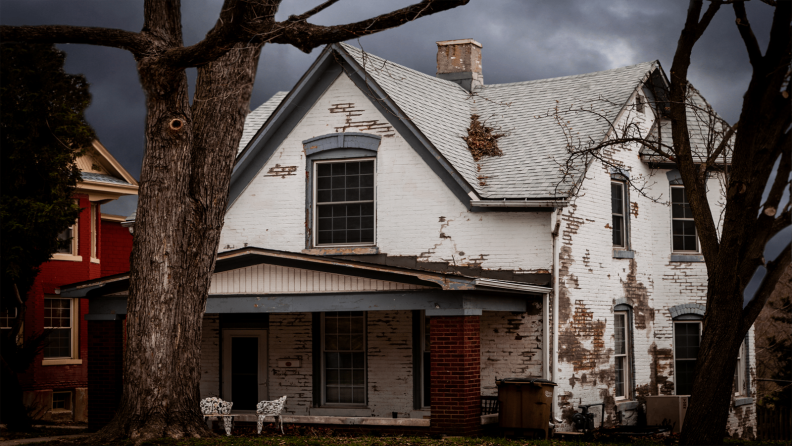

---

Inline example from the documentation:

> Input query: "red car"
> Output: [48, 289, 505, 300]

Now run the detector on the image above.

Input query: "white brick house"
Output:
[67, 40, 754, 438]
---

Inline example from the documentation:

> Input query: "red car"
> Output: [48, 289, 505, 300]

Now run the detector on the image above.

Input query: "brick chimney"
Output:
[436, 39, 483, 92]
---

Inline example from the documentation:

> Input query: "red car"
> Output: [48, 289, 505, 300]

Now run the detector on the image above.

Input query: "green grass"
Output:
[17, 434, 791, 446]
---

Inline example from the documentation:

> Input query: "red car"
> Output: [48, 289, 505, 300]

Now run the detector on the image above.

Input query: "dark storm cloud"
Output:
[1, 0, 776, 200]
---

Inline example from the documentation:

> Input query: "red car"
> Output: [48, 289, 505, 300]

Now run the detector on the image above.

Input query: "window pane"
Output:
[675, 360, 696, 395]
[615, 357, 625, 398]
[613, 216, 623, 246]
[611, 183, 623, 215]
[314, 160, 374, 245]
[615, 315, 625, 355]
[56, 227, 73, 253]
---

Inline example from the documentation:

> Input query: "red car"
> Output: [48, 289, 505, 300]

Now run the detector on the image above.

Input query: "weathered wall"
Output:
[199, 314, 220, 398]
[268, 312, 314, 415]
[480, 310, 543, 396]
[221, 74, 552, 275]
[367, 310, 414, 417]
[552, 88, 753, 435]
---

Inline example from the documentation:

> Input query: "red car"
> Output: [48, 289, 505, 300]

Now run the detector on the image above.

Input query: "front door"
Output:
[222, 330, 267, 410]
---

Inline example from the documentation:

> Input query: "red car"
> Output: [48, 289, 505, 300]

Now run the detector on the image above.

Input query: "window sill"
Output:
[303, 247, 379, 256]
[90, 257, 100, 264]
[615, 400, 639, 412]
[410, 410, 430, 419]
[613, 249, 634, 259]
[670, 254, 704, 263]
[51, 254, 83, 262]
[734, 397, 753, 407]
[309, 407, 372, 417]
[42, 358, 82, 366]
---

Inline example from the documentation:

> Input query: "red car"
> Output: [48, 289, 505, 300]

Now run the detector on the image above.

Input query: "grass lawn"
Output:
[13, 426, 788, 446]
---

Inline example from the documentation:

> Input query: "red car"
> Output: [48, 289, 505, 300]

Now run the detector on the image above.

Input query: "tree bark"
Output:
[94, 39, 264, 441]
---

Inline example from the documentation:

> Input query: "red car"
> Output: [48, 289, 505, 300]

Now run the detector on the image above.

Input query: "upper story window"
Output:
[56, 220, 78, 256]
[671, 186, 698, 252]
[314, 159, 375, 246]
[611, 181, 627, 247]
[614, 311, 631, 399]
[90, 203, 98, 261]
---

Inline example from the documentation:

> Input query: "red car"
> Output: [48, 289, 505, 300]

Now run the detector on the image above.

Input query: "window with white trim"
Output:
[56, 219, 78, 255]
[322, 311, 366, 405]
[44, 298, 76, 359]
[734, 340, 747, 396]
[0, 306, 17, 329]
[673, 321, 701, 396]
[612, 181, 627, 247]
[671, 186, 698, 252]
[90, 203, 98, 260]
[314, 159, 375, 246]
[614, 311, 630, 399]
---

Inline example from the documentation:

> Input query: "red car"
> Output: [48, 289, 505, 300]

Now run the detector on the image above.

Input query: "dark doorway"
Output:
[231, 337, 258, 410]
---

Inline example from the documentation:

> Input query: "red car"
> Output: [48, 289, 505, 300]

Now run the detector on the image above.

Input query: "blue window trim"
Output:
[304, 136, 379, 249]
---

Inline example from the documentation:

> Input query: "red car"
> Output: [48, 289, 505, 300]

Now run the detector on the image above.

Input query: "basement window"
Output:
[314, 160, 376, 247]
[52, 391, 72, 411]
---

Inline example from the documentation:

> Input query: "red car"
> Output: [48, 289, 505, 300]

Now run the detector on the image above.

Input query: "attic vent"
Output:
[463, 114, 505, 161]
[636, 94, 645, 113]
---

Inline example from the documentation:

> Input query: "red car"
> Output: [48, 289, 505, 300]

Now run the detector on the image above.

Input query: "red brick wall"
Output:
[21, 194, 94, 391]
[429, 315, 481, 437]
[87, 319, 124, 430]
[100, 220, 132, 276]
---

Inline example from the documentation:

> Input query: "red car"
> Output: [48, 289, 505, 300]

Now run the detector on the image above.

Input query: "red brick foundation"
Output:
[429, 315, 481, 437]
[87, 319, 124, 431]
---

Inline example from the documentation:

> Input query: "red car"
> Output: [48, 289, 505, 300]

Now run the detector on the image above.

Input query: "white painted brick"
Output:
[268, 313, 314, 415]
[480, 311, 543, 396]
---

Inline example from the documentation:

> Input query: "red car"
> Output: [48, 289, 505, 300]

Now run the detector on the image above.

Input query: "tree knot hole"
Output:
[169, 118, 184, 131]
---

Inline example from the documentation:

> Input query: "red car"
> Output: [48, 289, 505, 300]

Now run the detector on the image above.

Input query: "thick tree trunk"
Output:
[680, 283, 747, 445]
[95, 43, 262, 442]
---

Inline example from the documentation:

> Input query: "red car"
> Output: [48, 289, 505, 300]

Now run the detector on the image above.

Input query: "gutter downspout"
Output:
[551, 209, 562, 421]
[543, 292, 549, 380]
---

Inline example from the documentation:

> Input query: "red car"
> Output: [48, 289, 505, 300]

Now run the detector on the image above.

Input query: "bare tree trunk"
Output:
[95, 36, 264, 445]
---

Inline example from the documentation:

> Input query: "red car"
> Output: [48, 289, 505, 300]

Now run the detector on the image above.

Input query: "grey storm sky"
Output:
[0, 0, 776, 214]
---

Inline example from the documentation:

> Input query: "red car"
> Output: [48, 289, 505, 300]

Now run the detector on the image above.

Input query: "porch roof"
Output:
[61, 246, 552, 298]
[60, 247, 551, 317]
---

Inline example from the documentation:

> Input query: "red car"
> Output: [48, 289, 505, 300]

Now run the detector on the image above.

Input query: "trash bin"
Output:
[496, 377, 557, 439]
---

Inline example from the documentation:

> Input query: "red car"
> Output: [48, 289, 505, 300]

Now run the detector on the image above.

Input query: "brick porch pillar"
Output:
[87, 318, 124, 431]
[429, 314, 481, 437]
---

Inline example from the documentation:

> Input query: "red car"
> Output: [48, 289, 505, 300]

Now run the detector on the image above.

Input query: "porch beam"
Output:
[85, 292, 534, 315]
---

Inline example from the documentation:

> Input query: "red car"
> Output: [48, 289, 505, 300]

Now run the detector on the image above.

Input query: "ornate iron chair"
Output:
[256, 395, 288, 434]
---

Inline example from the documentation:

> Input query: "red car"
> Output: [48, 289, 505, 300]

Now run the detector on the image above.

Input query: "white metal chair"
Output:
[256, 395, 288, 434]
[200, 397, 235, 436]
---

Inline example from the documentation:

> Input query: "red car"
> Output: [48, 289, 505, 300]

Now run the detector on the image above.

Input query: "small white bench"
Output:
[200, 397, 235, 436]
[257, 396, 288, 434]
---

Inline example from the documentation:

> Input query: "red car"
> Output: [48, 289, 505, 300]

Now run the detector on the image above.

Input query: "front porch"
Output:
[63, 248, 551, 436]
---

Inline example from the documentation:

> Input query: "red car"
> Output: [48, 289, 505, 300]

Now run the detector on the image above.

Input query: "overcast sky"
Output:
[0, 0, 776, 215]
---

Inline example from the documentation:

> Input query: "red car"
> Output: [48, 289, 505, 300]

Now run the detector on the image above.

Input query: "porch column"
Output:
[429, 313, 481, 437]
[87, 318, 124, 430]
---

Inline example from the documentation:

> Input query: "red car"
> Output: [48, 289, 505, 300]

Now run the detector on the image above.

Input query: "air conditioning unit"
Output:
[645, 395, 689, 433]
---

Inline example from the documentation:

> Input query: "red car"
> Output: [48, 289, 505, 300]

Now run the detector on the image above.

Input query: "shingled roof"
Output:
[239, 44, 661, 200]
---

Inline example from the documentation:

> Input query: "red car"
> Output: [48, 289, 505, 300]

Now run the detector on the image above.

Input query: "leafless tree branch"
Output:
[0, 25, 149, 55]
[733, 1, 764, 66]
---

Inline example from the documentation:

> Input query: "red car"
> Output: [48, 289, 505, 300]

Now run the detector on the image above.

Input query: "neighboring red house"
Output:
[15, 140, 137, 423]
